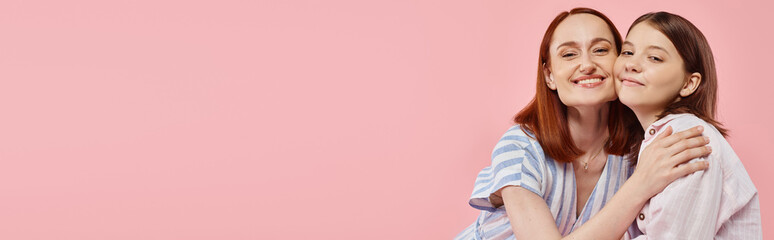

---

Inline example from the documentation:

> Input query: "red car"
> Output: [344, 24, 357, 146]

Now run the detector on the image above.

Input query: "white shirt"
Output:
[629, 114, 761, 239]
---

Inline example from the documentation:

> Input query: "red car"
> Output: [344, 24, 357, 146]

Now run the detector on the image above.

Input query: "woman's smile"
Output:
[572, 74, 607, 88]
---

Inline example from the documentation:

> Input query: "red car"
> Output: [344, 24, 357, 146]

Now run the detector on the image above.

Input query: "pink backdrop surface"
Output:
[0, 0, 771, 239]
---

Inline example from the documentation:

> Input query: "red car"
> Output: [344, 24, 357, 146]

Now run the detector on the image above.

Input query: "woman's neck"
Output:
[566, 104, 610, 151]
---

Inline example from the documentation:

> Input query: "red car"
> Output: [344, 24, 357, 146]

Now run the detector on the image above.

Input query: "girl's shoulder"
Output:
[659, 113, 724, 140]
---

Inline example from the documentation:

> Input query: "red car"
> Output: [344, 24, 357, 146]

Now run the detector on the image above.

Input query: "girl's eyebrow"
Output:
[622, 41, 671, 56]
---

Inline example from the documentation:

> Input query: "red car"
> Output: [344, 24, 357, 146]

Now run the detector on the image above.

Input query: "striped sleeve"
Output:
[468, 125, 544, 212]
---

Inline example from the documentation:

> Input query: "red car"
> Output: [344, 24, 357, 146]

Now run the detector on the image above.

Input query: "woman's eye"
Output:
[594, 48, 609, 54]
[649, 56, 663, 62]
[620, 50, 633, 56]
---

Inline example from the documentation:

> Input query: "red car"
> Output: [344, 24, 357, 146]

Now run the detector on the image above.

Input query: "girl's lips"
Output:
[620, 78, 645, 87]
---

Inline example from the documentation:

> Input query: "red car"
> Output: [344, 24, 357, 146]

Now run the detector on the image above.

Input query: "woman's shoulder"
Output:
[498, 124, 537, 145]
[492, 124, 545, 162]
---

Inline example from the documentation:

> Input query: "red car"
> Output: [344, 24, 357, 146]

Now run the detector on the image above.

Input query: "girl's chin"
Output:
[618, 100, 654, 112]
[617, 93, 640, 104]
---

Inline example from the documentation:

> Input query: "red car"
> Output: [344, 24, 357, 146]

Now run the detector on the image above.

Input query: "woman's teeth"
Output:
[576, 78, 602, 84]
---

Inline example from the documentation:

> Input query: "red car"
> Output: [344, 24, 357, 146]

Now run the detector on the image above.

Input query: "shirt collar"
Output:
[643, 113, 693, 143]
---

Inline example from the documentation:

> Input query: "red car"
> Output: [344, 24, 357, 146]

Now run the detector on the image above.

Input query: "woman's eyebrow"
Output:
[591, 38, 612, 45]
[557, 38, 611, 51]
[556, 41, 579, 50]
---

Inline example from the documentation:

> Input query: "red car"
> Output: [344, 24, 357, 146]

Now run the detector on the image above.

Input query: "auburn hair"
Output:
[625, 12, 728, 161]
[514, 7, 642, 163]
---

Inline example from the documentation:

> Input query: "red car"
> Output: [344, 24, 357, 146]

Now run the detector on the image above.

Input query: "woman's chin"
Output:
[563, 100, 612, 108]
[560, 93, 617, 107]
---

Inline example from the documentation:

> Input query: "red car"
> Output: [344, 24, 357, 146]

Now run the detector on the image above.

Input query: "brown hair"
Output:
[628, 12, 727, 137]
[514, 7, 642, 163]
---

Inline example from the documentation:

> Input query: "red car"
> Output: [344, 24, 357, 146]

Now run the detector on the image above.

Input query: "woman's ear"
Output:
[543, 63, 556, 90]
[680, 72, 702, 97]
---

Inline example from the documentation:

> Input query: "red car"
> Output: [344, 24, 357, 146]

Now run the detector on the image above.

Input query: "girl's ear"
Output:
[680, 72, 701, 97]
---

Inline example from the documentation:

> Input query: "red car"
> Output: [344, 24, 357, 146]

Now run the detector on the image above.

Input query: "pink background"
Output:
[0, 0, 771, 239]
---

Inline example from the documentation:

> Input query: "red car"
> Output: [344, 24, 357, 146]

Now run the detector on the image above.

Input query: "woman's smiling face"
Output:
[545, 13, 618, 108]
[614, 22, 695, 114]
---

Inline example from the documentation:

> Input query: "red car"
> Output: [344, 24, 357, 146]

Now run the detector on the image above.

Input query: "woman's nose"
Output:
[579, 55, 595, 74]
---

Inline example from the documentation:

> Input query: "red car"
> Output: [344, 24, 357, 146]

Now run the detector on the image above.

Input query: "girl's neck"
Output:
[633, 97, 680, 130]
[632, 107, 664, 131]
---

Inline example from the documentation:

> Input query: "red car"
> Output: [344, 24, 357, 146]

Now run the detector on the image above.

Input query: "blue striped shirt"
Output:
[456, 125, 634, 240]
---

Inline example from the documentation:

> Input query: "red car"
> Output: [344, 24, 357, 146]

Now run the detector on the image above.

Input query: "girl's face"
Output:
[546, 13, 618, 108]
[614, 23, 698, 114]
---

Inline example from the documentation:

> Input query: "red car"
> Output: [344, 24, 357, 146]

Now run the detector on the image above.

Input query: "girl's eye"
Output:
[562, 52, 577, 58]
[621, 50, 633, 56]
[649, 56, 663, 62]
